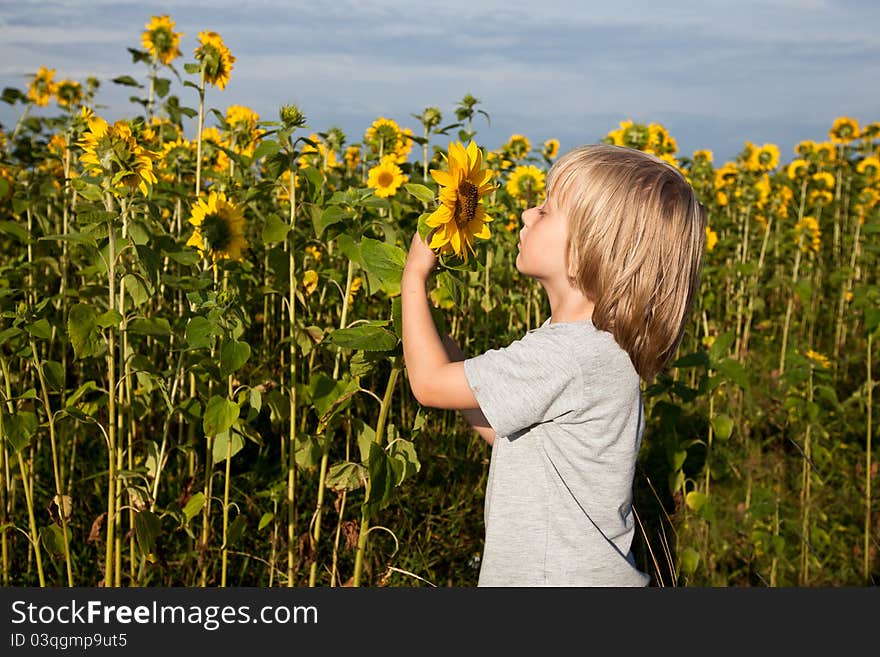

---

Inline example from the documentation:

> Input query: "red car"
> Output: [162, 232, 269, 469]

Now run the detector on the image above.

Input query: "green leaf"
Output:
[363, 442, 395, 517]
[716, 358, 749, 389]
[112, 75, 143, 88]
[68, 303, 102, 359]
[437, 270, 465, 308]
[212, 429, 245, 465]
[325, 461, 367, 492]
[0, 220, 30, 242]
[134, 510, 161, 554]
[220, 339, 251, 376]
[328, 323, 398, 351]
[185, 316, 217, 349]
[258, 512, 274, 531]
[42, 361, 64, 391]
[679, 547, 700, 576]
[708, 331, 735, 364]
[314, 205, 348, 238]
[710, 414, 734, 441]
[95, 309, 123, 329]
[361, 237, 406, 295]
[672, 350, 709, 369]
[262, 213, 290, 244]
[685, 491, 708, 513]
[388, 436, 420, 485]
[181, 492, 206, 524]
[40, 525, 68, 557]
[183, 62, 201, 74]
[25, 319, 52, 340]
[124, 273, 151, 308]
[294, 433, 323, 470]
[154, 77, 171, 98]
[226, 515, 248, 548]
[1, 411, 38, 454]
[203, 396, 240, 437]
[166, 250, 201, 266]
[404, 183, 436, 204]
[127, 317, 171, 337]
[252, 139, 280, 160]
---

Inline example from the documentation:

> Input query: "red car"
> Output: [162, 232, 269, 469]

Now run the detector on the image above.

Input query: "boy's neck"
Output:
[543, 283, 595, 324]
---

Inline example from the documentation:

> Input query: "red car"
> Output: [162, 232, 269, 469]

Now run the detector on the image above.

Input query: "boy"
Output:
[401, 144, 706, 586]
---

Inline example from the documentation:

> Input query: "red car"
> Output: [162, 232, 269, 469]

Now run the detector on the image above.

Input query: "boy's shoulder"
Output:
[526, 320, 638, 381]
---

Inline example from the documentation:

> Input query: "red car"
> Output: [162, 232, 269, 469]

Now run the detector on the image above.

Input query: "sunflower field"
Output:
[0, 15, 877, 588]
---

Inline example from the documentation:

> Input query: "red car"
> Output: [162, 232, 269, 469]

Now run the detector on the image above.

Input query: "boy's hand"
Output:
[403, 229, 438, 281]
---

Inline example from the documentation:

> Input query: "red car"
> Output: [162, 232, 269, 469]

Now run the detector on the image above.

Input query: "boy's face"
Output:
[515, 193, 572, 285]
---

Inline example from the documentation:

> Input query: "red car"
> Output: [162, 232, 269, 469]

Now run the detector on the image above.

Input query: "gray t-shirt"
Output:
[463, 319, 650, 587]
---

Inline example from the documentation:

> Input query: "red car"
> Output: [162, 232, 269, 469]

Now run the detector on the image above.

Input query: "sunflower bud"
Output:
[280, 104, 307, 130]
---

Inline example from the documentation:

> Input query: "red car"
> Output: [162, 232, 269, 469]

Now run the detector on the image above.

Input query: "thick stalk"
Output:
[865, 332, 873, 583]
[352, 355, 403, 587]
[220, 373, 233, 587]
[833, 212, 862, 368]
[29, 338, 73, 586]
[0, 357, 45, 585]
[799, 367, 814, 585]
[739, 213, 773, 359]
[103, 200, 118, 588]
[779, 237, 804, 377]
[309, 258, 355, 587]
[194, 69, 206, 195]
[286, 153, 298, 587]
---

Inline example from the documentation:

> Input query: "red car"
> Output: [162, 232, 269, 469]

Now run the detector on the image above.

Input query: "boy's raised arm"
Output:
[401, 231, 484, 415]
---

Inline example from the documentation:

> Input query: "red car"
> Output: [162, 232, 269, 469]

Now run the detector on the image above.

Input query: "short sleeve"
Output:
[462, 328, 583, 438]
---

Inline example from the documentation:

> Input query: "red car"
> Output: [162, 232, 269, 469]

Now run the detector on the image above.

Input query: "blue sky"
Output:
[1, 0, 878, 164]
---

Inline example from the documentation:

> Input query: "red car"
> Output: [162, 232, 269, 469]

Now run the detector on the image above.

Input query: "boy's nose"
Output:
[521, 206, 536, 226]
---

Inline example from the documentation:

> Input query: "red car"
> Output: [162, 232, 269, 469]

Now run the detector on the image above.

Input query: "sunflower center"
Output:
[453, 179, 479, 229]
[201, 211, 233, 252]
[377, 170, 394, 188]
[153, 28, 173, 53]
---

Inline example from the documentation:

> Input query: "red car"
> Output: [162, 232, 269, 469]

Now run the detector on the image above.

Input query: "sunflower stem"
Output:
[195, 68, 206, 195]
[286, 148, 299, 587]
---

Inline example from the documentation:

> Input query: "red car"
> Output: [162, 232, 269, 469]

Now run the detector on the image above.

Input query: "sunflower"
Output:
[693, 149, 713, 163]
[344, 145, 361, 171]
[187, 191, 248, 261]
[194, 31, 236, 90]
[424, 141, 496, 261]
[364, 117, 412, 164]
[746, 143, 780, 172]
[647, 123, 677, 155]
[348, 277, 363, 305]
[27, 66, 57, 106]
[78, 111, 157, 196]
[705, 226, 718, 252]
[302, 270, 319, 296]
[829, 116, 859, 144]
[804, 349, 830, 369]
[504, 134, 531, 160]
[55, 80, 82, 109]
[367, 155, 407, 198]
[225, 105, 263, 156]
[505, 164, 546, 205]
[200, 126, 231, 173]
[856, 156, 880, 179]
[298, 133, 340, 170]
[160, 138, 194, 181]
[786, 159, 808, 180]
[542, 139, 560, 161]
[142, 15, 183, 66]
[812, 171, 835, 190]
[794, 216, 821, 253]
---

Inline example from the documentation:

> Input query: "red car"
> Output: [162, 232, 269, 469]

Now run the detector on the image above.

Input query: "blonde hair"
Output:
[547, 144, 707, 382]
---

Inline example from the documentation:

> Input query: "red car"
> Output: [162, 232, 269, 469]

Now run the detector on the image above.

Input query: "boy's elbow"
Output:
[409, 379, 440, 408]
